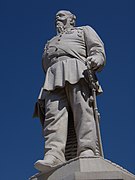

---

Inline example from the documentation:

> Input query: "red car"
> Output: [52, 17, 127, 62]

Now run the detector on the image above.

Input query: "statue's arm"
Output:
[83, 26, 106, 72]
[32, 43, 47, 123]
[42, 43, 48, 73]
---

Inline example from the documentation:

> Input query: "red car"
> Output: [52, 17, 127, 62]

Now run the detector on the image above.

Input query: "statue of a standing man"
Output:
[34, 10, 106, 172]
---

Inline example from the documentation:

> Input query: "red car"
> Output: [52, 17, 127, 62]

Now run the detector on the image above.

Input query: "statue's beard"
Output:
[56, 24, 64, 34]
[56, 20, 67, 34]
[56, 19, 73, 34]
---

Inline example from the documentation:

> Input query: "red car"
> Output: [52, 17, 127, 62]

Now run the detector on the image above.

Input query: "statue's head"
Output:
[55, 10, 76, 33]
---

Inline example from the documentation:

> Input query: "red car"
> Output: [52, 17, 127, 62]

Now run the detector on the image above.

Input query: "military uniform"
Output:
[37, 25, 106, 162]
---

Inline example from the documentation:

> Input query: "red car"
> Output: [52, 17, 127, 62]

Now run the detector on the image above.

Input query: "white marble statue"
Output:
[33, 10, 106, 172]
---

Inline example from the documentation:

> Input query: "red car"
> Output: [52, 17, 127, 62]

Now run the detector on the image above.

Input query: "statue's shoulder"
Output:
[77, 25, 94, 31]
[76, 25, 96, 35]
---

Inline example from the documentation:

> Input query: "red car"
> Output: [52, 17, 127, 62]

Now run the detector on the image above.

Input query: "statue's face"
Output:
[55, 11, 72, 33]
[56, 11, 69, 26]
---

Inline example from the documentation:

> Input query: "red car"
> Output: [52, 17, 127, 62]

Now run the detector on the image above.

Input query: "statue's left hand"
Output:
[87, 56, 104, 72]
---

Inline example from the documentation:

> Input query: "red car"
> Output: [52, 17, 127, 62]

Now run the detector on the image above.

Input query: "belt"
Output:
[49, 55, 74, 66]
[47, 48, 67, 59]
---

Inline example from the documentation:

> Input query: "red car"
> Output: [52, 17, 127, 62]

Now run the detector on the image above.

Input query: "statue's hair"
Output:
[56, 10, 76, 26]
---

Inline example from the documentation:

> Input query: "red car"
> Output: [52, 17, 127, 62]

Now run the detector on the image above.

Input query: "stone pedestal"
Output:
[30, 157, 135, 180]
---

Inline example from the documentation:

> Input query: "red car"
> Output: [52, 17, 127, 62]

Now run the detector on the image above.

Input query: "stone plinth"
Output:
[30, 157, 135, 180]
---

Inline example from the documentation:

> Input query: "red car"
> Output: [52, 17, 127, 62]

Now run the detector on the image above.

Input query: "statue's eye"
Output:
[58, 13, 65, 17]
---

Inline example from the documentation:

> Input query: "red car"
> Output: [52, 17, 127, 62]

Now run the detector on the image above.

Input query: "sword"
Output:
[85, 60, 104, 157]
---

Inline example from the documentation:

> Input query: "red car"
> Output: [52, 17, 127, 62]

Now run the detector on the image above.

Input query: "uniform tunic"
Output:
[42, 25, 105, 92]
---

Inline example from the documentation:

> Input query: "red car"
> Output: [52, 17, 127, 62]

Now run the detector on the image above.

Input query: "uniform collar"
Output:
[59, 27, 76, 35]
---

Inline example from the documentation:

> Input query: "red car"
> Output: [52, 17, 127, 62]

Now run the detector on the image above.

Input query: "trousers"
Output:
[43, 79, 97, 162]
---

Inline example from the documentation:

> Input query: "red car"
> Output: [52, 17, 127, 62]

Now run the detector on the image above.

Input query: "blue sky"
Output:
[0, 0, 135, 179]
